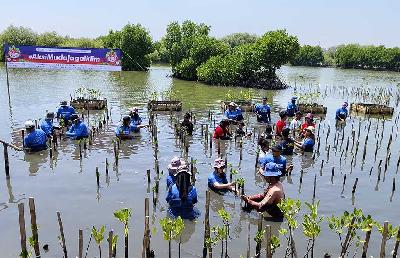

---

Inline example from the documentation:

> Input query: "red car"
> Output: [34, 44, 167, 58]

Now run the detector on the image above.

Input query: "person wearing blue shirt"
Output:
[286, 96, 299, 117]
[295, 126, 315, 152]
[255, 97, 271, 123]
[166, 157, 186, 188]
[279, 128, 294, 155]
[129, 107, 143, 127]
[24, 120, 48, 152]
[66, 114, 89, 140]
[56, 101, 76, 125]
[166, 167, 200, 220]
[224, 102, 243, 122]
[336, 102, 349, 121]
[115, 116, 137, 140]
[40, 112, 60, 137]
[208, 158, 237, 193]
[258, 145, 293, 175]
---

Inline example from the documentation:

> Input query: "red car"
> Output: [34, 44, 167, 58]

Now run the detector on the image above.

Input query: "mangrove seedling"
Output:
[114, 208, 132, 258]
[217, 208, 231, 257]
[159, 216, 185, 258]
[210, 225, 228, 257]
[92, 225, 105, 258]
[302, 201, 323, 258]
[271, 235, 281, 255]
[278, 198, 301, 258]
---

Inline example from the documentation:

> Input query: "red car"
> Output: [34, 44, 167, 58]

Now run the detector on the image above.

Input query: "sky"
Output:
[1, 0, 399, 48]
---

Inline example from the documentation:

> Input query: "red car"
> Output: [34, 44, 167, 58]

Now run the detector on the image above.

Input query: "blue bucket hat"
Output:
[262, 162, 282, 177]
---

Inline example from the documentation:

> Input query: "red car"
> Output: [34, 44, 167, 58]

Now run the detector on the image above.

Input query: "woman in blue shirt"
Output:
[255, 97, 271, 123]
[295, 126, 315, 152]
[208, 158, 237, 193]
[166, 167, 200, 220]
[336, 102, 349, 121]
[224, 102, 243, 122]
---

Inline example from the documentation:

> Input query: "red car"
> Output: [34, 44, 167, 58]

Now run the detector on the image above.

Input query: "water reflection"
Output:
[24, 151, 48, 175]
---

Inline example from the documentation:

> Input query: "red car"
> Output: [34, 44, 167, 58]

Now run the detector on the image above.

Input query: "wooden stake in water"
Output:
[57, 211, 68, 258]
[361, 229, 371, 258]
[96, 167, 100, 187]
[18, 203, 27, 257]
[266, 224, 272, 258]
[108, 230, 113, 258]
[79, 229, 83, 258]
[3, 143, 10, 178]
[352, 178, 359, 194]
[203, 191, 211, 258]
[255, 214, 263, 258]
[379, 221, 389, 258]
[28, 197, 41, 258]
[392, 227, 400, 258]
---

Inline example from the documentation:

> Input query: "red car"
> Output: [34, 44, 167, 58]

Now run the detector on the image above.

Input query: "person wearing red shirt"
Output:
[275, 110, 288, 137]
[301, 113, 316, 137]
[213, 119, 231, 140]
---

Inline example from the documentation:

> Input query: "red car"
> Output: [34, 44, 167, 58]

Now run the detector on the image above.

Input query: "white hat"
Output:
[229, 102, 237, 107]
[305, 126, 315, 134]
[25, 120, 35, 129]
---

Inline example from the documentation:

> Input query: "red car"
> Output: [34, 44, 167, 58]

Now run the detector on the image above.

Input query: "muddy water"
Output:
[0, 65, 400, 258]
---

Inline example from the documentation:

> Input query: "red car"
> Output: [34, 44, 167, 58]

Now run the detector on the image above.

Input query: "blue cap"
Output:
[291, 96, 298, 101]
[262, 162, 282, 177]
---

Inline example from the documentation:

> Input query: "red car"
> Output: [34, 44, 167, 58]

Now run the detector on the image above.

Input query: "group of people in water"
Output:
[22, 96, 349, 222]
[165, 97, 349, 221]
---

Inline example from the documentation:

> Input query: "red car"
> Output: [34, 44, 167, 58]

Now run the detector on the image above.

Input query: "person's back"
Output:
[280, 128, 294, 155]
[67, 121, 88, 139]
[24, 129, 47, 152]
[57, 105, 76, 121]
[40, 119, 53, 137]
[166, 184, 198, 219]
[181, 119, 194, 135]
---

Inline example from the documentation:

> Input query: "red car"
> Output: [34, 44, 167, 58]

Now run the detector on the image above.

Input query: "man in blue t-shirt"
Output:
[56, 101, 76, 125]
[336, 102, 349, 121]
[24, 120, 48, 152]
[40, 112, 60, 137]
[66, 114, 89, 140]
[286, 97, 299, 117]
[208, 158, 237, 193]
[258, 145, 293, 175]
[255, 97, 271, 123]
[224, 102, 243, 122]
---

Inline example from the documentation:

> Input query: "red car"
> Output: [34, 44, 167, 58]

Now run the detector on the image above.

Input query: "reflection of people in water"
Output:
[25, 151, 48, 175]
[172, 217, 197, 244]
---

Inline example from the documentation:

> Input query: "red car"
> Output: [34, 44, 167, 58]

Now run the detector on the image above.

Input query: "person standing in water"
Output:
[213, 119, 232, 140]
[66, 114, 89, 140]
[241, 162, 285, 222]
[208, 158, 237, 193]
[224, 102, 243, 122]
[57, 100, 76, 125]
[40, 112, 60, 137]
[275, 110, 288, 137]
[286, 96, 299, 117]
[254, 97, 271, 123]
[295, 126, 315, 152]
[180, 113, 194, 136]
[336, 102, 349, 122]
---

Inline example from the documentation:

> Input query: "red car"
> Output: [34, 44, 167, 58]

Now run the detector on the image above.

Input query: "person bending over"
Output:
[66, 114, 89, 140]
[208, 158, 237, 193]
[24, 120, 48, 152]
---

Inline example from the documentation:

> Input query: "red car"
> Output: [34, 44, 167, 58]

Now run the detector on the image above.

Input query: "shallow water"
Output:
[0, 64, 400, 257]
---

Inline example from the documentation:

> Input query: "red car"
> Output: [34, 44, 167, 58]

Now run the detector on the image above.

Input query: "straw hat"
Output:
[168, 157, 185, 175]
[213, 158, 226, 169]
[228, 102, 237, 107]
[305, 126, 315, 135]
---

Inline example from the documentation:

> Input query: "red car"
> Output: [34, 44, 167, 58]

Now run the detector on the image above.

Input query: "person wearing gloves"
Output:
[24, 120, 48, 152]
[66, 114, 89, 140]
[241, 162, 285, 222]
[208, 158, 237, 193]
[166, 166, 199, 220]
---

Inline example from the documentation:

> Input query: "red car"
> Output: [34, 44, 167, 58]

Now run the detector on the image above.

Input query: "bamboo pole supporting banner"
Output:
[380, 221, 389, 258]
[56, 211, 68, 258]
[28, 197, 41, 258]
[18, 203, 27, 257]
[79, 229, 83, 258]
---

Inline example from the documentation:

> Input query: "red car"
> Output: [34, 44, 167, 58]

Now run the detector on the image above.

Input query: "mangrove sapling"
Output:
[92, 226, 105, 258]
[210, 225, 228, 258]
[217, 208, 231, 257]
[159, 216, 185, 258]
[113, 208, 132, 258]
[277, 198, 301, 258]
[302, 201, 323, 258]
[254, 228, 265, 258]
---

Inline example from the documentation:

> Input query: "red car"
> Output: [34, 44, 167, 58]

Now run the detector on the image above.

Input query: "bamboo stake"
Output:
[246, 223, 251, 258]
[18, 203, 27, 257]
[79, 229, 83, 258]
[312, 174, 317, 203]
[392, 227, 400, 258]
[266, 225, 272, 258]
[380, 221, 389, 258]
[340, 216, 356, 257]
[57, 211, 68, 258]
[3, 143, 10, 178]
[255, 213, 263, 258]
[28, 197, 40, 258]
[352, 178, 359, 194]
[203, 191, 211, 258]
[361, 230, 372, 258]
[108, 230, 113, 258]
[96, 167, 100, 187]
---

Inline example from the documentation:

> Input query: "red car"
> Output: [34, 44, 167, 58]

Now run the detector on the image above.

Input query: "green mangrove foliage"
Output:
[291, 45, 324, 67]
[220, 32, 258, 48]
[101, 24, 153, 71]
[198, 30, 299, 88]
[334, 44, 400, 71]
[164, 20, 230, 80]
